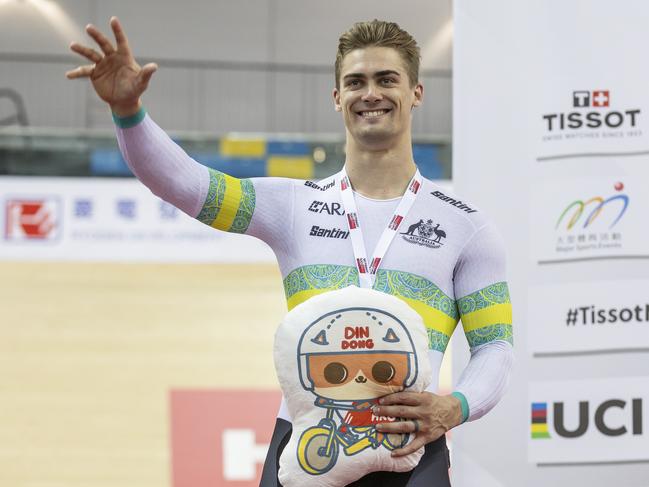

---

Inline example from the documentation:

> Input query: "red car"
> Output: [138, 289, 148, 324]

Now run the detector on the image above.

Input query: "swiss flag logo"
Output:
[592, 90, 610, 107]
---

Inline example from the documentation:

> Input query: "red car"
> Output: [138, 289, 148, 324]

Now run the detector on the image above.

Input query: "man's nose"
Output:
[361, 82, 383, 103]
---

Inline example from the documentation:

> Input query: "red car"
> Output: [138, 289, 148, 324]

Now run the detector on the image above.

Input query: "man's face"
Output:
[333, 46, 423, 149]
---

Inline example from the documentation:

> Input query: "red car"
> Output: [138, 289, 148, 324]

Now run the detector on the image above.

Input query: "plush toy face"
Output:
[307, 351, 410, 400]
[275, 286, 431, 487]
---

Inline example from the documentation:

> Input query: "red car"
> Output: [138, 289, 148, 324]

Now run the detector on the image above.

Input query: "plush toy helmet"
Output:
[297, 307, 419, 392]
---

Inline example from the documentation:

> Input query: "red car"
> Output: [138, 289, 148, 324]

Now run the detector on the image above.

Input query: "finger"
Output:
[70, 42, 103, 63]
[110, 16, 131, 54]
[65, 64, 95, 79]
[137, 63, 158, 89]
[376, 419, 414, 434]
[374, 404, 418, 418]
[379, 392, 422, 406]
[86, 23, 116, 55]
[391, 435, 427, 457]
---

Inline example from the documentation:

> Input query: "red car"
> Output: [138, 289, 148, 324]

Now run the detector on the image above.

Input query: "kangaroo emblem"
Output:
[402, 219, 423, 236]
[400, 217, 447, 249]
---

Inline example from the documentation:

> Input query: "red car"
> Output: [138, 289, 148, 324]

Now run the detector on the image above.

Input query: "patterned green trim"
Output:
[457, 282, 510, 315]
[196, 169, 227, 226]
[427, 329, 450, 353]
[283, 264, 359, 299]
[465, 323, 513, 347]
[373, 269, 458, 320]
[229, 178, 256, 234]
[112, 107, 146, 128]
[284, 265, 459, 352]
[451, 391, 470, 423]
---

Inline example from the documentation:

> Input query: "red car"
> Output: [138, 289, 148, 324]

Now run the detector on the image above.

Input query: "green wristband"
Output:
[112, 107, 146, 128]
[451, 391, 470, 423]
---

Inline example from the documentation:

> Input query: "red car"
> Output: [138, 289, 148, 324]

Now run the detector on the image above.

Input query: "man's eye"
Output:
[347, 80, 361, 87]
[381, 78, 396, 85]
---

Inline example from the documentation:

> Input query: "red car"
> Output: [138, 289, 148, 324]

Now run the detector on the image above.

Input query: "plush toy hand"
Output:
[373, 391, 463, 457]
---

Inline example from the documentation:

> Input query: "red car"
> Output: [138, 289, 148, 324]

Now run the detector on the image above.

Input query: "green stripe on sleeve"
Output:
[451, 391, 470, 423]
[112, 107, 147, 128]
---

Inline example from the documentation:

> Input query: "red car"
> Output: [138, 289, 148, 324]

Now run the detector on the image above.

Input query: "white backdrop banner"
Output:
[0, 177, 274, 262]
[453, 1, 649, 485]
[529, 279, 649, 356]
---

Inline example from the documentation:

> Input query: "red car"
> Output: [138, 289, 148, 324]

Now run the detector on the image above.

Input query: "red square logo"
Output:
[389, 215, 403, 230]
[170, 389, 282, 487]
[347, 212, 359, 229]
[592, 90, 610, 107]
[5, 198, 60, 241]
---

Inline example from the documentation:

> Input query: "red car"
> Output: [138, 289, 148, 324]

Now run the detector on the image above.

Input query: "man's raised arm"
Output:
[67, 18, 293, 240]
[66, 16, 210, 218]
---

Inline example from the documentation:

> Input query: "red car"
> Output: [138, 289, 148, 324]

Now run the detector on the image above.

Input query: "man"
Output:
[68, 18, 513, 486]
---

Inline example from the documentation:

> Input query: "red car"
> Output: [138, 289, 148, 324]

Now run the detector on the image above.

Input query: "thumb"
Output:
[137, 63, 158, 90]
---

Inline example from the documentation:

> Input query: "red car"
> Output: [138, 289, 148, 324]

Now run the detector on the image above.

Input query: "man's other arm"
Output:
[452, 223, 514, 422]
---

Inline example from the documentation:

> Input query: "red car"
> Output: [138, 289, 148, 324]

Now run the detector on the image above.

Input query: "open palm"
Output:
[66, 17, 157, 116]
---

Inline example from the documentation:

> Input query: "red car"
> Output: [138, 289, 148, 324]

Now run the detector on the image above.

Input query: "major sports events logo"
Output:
[5, 198, 61, 241]
[554, 182, 628, 254]
[400, 218, 446, 249]
[531, 399, 643, 439]
[542, 89, 642, 142]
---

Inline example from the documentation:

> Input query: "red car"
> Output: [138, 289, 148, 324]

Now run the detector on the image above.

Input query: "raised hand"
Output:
[66, 17, 157, 117]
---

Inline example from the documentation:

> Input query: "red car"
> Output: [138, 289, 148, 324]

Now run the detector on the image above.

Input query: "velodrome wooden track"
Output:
[0, 262, 286, 487]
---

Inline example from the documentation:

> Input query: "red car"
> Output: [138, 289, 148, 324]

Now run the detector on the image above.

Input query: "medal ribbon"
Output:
[338, 167, 422, 288]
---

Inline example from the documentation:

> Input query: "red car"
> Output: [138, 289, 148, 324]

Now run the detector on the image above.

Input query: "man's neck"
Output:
[343, 137, 417, 200]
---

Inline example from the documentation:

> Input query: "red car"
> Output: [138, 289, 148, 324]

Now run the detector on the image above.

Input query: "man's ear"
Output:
[412, 83, 424, 108]
[333, 88, 342, 112]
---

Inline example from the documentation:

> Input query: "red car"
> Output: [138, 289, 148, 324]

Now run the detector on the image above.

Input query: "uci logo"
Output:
[531, 399, 643, 439]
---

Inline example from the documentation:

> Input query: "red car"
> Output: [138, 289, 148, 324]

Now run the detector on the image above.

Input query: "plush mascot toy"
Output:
[274, 285, 431, 487]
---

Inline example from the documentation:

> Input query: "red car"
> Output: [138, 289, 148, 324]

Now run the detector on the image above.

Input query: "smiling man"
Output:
[68, 18, 513, 487]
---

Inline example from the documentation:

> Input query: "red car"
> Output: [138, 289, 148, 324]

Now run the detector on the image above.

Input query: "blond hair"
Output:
[335, 19, 421, 89]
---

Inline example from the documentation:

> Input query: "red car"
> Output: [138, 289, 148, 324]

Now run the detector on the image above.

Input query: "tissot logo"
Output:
[572, 90, 610, 108]
[308, 200, 344, 216]
[530, 399, 643, 439]
[304, 180, 335, 192]
[542, 89, 641, 134]
[309, 225, 349, 239]
[400, 218, 446, 249]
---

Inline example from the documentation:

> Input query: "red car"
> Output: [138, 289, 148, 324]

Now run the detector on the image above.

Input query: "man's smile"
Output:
[356, 108, 392, 119]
